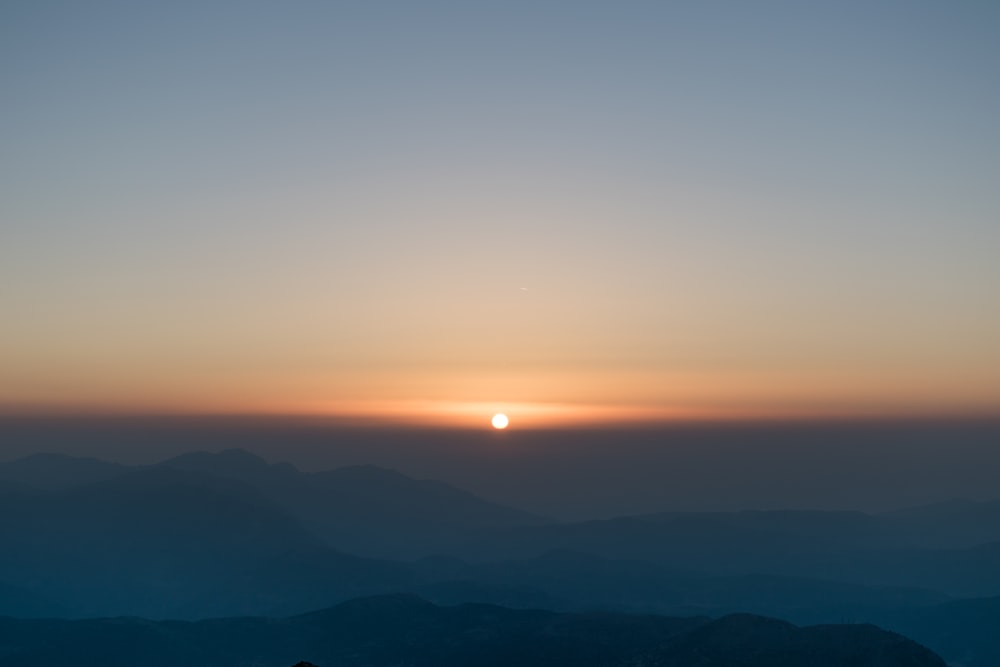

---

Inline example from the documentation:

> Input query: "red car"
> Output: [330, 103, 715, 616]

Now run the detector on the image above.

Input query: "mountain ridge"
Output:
[0, 595, 946, 667]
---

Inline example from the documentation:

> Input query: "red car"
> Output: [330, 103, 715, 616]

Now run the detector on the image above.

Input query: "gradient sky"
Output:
[2, 1, 998, 426]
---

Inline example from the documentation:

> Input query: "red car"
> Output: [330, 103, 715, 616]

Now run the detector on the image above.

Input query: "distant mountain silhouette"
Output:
[409, 549, 949, 619]
[0, 452, 127, 491]
[157, 449, 548, 557]
[0, 448, 548, 558]
[6, 450, 999, 561]
[452, 509, 1000, 597]
[474, 506, 999, 560]
[881, 499, 1000, 548]
[0, 448, 997, 666]
[0, 595, 945, 667]
[0, 465, 413, 617]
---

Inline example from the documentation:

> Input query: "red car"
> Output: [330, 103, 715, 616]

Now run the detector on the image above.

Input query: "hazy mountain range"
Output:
[0, 449, 997, 665]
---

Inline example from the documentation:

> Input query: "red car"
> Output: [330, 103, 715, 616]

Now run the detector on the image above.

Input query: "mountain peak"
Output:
[160, 449, 298, 475]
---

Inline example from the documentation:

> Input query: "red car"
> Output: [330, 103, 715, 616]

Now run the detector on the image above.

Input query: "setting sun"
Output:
[491, 413, 509, 430]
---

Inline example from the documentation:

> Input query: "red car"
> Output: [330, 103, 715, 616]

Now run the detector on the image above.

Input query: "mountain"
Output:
[157, 449, 549, 557]
[632, 613, 945, 667]
[410, 551, 995, 667]
[0, 595, 946, 667]
[0, 449, 547, 558]
[410, 549, 949, 619]
[875, 595, 1000, 667]
[468, 508, 951, 562]
[0, 453, 127, 491]
[448, 509, 1000, 597]
[1, 449, 997, 628]
[7, 449, 999, 565]
[0, 466, 413, 618]
[881, 499, 1000, 548]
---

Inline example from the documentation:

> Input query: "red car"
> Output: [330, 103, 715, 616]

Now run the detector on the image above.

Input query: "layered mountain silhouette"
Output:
[454, 508, 1000, 597]
[158, 449, 547, 557]
[0, 452, 128, 491]
[0, 449, 997, 665]
[0, 595, 946, 667]
[408, 549, 949, 619]
[0, 464, 412, 617]
[0, 450, 545, 557]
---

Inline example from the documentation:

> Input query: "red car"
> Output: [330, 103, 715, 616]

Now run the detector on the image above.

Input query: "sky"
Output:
[2, 1, 999, 428]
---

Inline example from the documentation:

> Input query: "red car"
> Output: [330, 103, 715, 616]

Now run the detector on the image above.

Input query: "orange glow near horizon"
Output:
[3, 393, 999, 429]
[3, 2, 999, 435]
[2, 342, 999, 428]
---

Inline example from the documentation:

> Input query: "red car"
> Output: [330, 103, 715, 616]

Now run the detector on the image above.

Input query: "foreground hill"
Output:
[633, 613, 945, 667]
[0, 595, 945, 667]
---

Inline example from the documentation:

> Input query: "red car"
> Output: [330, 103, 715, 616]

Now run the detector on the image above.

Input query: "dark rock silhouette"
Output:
[630, 613, 945, 666]
[0, 595, 946, 667]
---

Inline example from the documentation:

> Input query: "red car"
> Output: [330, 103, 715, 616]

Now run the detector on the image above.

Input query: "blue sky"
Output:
[2, 1, 998, 422]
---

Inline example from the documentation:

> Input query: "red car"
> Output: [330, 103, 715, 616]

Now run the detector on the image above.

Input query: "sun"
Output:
[491, 413, 509, 430]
